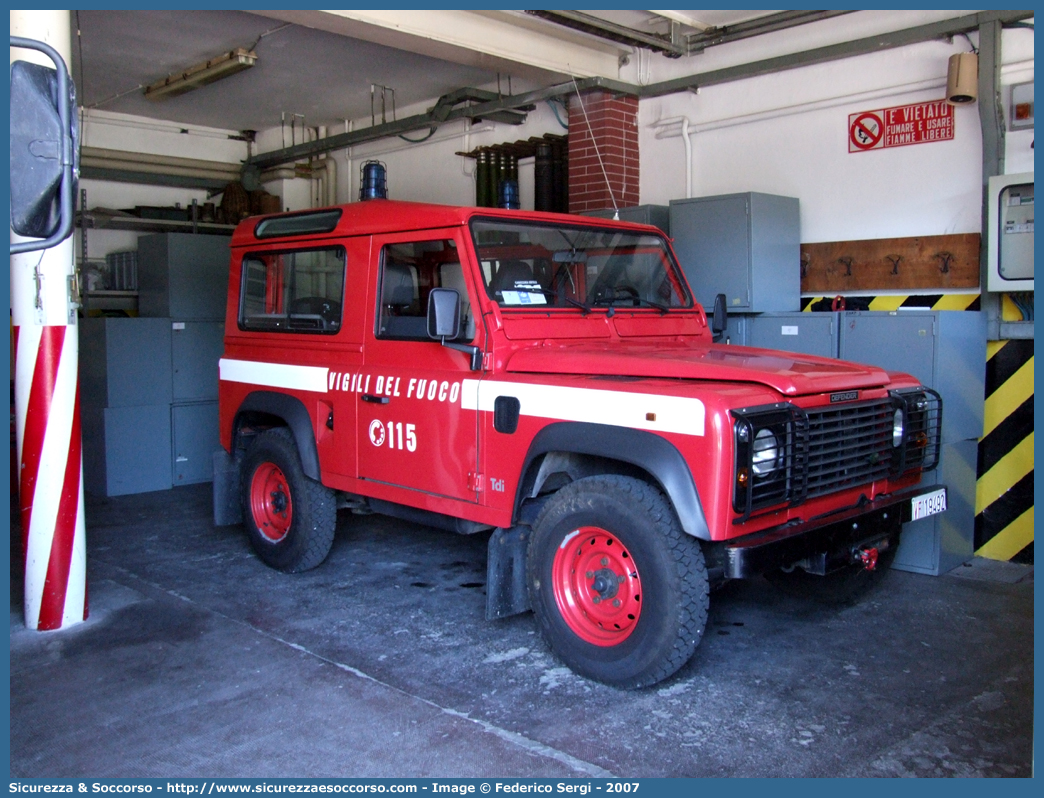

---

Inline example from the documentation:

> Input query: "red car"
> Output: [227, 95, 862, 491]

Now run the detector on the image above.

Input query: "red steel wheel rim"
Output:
[250, 462, 293, 542]
[551, 526, 642, 646]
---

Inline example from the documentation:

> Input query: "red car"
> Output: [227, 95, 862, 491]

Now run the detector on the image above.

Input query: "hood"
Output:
[505, 342, 891, 396]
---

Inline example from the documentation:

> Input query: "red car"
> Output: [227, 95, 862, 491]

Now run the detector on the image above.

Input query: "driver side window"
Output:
[376, 239, 475, 341]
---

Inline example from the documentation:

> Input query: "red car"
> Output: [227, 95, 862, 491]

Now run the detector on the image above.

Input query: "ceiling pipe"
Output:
[79, 146, 242, 190]
[246, 9, 1033, 172]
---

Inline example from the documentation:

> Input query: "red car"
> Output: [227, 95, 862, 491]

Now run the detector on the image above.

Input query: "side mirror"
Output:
[10, 36, 79, 254]
[711, 293, 727, 343]
[427, 287, 462, 340]
[427, 288, 483, 370]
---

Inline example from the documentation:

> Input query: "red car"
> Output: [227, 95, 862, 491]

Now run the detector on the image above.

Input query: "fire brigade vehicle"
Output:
[215, 200, 946, 688]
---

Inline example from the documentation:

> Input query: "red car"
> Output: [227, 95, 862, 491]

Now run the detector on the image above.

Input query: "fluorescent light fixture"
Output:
[145, 48, 257, 101]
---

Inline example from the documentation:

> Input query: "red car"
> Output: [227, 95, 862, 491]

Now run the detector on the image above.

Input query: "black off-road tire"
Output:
[765, 544, 899, 606]
[240, 428, 336, 573]
[527, 475, 709, 689]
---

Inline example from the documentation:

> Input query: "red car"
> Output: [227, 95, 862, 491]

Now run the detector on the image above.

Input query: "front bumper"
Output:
[723, 484, 946, 579]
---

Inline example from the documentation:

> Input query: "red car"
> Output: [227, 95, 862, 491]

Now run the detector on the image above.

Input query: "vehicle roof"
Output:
[230, 199, 664, 247]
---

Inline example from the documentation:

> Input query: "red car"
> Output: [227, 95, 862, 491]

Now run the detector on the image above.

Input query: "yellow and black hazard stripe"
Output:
[801, 294, 981, 312]
[975, 338, 1033, 563]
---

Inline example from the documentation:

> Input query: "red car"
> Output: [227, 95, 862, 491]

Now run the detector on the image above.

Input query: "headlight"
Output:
[892, 408, 904, 447]
[751, 428, 781, 476]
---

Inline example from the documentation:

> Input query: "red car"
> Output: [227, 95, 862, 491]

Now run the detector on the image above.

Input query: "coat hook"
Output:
[934, 251, 954, 273]
[837, 256, 853, 277]
[885, 254, 901, 275]
[800, 251, 810, 279]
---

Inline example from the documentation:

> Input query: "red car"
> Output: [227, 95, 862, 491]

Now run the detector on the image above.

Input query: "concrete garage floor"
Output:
[10, 484, 1034, 778]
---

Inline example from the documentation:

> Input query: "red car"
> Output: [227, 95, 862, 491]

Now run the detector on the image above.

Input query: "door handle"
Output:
[361, 394, 390, 404]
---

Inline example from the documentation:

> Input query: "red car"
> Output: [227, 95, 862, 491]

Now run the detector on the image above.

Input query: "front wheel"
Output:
[527, 475, 709, 689]
[240, 427, 336, 573]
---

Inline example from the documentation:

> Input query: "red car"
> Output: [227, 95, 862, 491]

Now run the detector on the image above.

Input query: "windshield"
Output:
[470, 219, 692, 312]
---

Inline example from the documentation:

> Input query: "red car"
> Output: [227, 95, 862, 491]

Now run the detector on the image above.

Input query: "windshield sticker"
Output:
[502, 282, 547, 305]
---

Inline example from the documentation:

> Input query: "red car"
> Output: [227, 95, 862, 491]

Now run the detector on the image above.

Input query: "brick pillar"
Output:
[568, 91, 639, 214]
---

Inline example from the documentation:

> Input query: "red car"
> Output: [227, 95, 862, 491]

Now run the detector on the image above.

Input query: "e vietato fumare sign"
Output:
[849, 100, 954, 153]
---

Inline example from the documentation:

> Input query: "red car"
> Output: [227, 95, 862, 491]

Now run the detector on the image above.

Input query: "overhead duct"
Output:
[79, 146, 242, 190]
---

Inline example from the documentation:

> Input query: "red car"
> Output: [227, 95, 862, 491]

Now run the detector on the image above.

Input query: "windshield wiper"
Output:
[591, 287, 670, 316]
[565, 296, 592, 315]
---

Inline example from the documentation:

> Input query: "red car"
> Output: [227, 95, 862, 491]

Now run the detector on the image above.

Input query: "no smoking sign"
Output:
[849, 111, 884, 151]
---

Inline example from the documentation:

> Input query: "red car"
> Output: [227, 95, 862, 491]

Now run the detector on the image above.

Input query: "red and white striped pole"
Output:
[11, 9, 87, 630]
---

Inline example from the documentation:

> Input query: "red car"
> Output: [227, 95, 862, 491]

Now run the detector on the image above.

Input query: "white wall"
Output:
[631, 11, 1034, 243]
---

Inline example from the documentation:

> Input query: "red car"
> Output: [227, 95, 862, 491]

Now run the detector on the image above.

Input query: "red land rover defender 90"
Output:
[215, 200, 946, 688]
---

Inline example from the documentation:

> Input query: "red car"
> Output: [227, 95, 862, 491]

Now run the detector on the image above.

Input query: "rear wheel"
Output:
[766, 544, 899, 605]
[528, 475, 709, 689]
[240, 428, 336, 572]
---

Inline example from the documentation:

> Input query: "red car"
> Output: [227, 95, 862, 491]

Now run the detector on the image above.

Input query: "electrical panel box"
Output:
[669, 192, 800, 313]
[172, 401, 219, 485]
[583, 205, 670, 234]
[893, 440, 977, 576]
[171, 321, 225, 402]
[138, 233, 231, 319]
[986, 172, 1033, 292]
[839, 310, 986, 444]
[80, 317, 172, 408]
[749, 312, 839, 359]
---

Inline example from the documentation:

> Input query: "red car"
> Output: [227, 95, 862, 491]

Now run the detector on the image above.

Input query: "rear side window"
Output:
[239, 246, 345, 334]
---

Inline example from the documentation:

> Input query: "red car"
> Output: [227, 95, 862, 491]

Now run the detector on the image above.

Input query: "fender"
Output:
[517, 421, 710, 540]
[234, 391, 321, 481]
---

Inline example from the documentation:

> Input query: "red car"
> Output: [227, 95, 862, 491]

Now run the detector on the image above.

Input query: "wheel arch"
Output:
[232, 391, 321, 481]
[516, 422, 710, 540]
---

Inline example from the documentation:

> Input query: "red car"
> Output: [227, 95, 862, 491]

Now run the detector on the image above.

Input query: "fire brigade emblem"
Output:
[368, 419, 386, 447]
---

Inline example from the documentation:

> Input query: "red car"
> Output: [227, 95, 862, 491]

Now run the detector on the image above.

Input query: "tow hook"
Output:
[855, 547, 879, 571]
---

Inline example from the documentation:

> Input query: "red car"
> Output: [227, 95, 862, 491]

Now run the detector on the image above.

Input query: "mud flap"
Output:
[486, 525, 531, 620]
[212, 449, 243, 527]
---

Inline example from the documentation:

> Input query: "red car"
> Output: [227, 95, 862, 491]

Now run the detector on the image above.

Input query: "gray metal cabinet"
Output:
[839, 311, 986, 444]
[837, 310, 986, 576]
[80, 318, 172, 408]
[893, 440, 977, 576]
[749, 312, 839, 359]
[80, 315, 226, 496]
[138, 233, 230, 320]
[722, 313, 749, 346]
[172, 321, 225, 401]
[583, 205, 670, 233]
[82, 404, 172, 497]
[669, 192, 800, 313]
[172, 401, 219, 485]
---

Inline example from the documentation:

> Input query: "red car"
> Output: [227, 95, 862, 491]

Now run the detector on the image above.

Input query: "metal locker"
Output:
[81, 405, 173, 497]
[138, 233, 230, 320]
[171, 321, 225, 402]
[838, 310, 986, 443]
[749, 312, 839, 358]
[722, 313, 749, 346]
[172, 401, 220, 485]
[893, 440, 978, 576]
[669, 192, 800, 313]
[79, 317, 172, 408]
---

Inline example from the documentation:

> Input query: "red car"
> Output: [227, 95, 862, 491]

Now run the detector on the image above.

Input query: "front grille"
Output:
[732, 389, 942, 521]
[805, 400, 894, 499]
